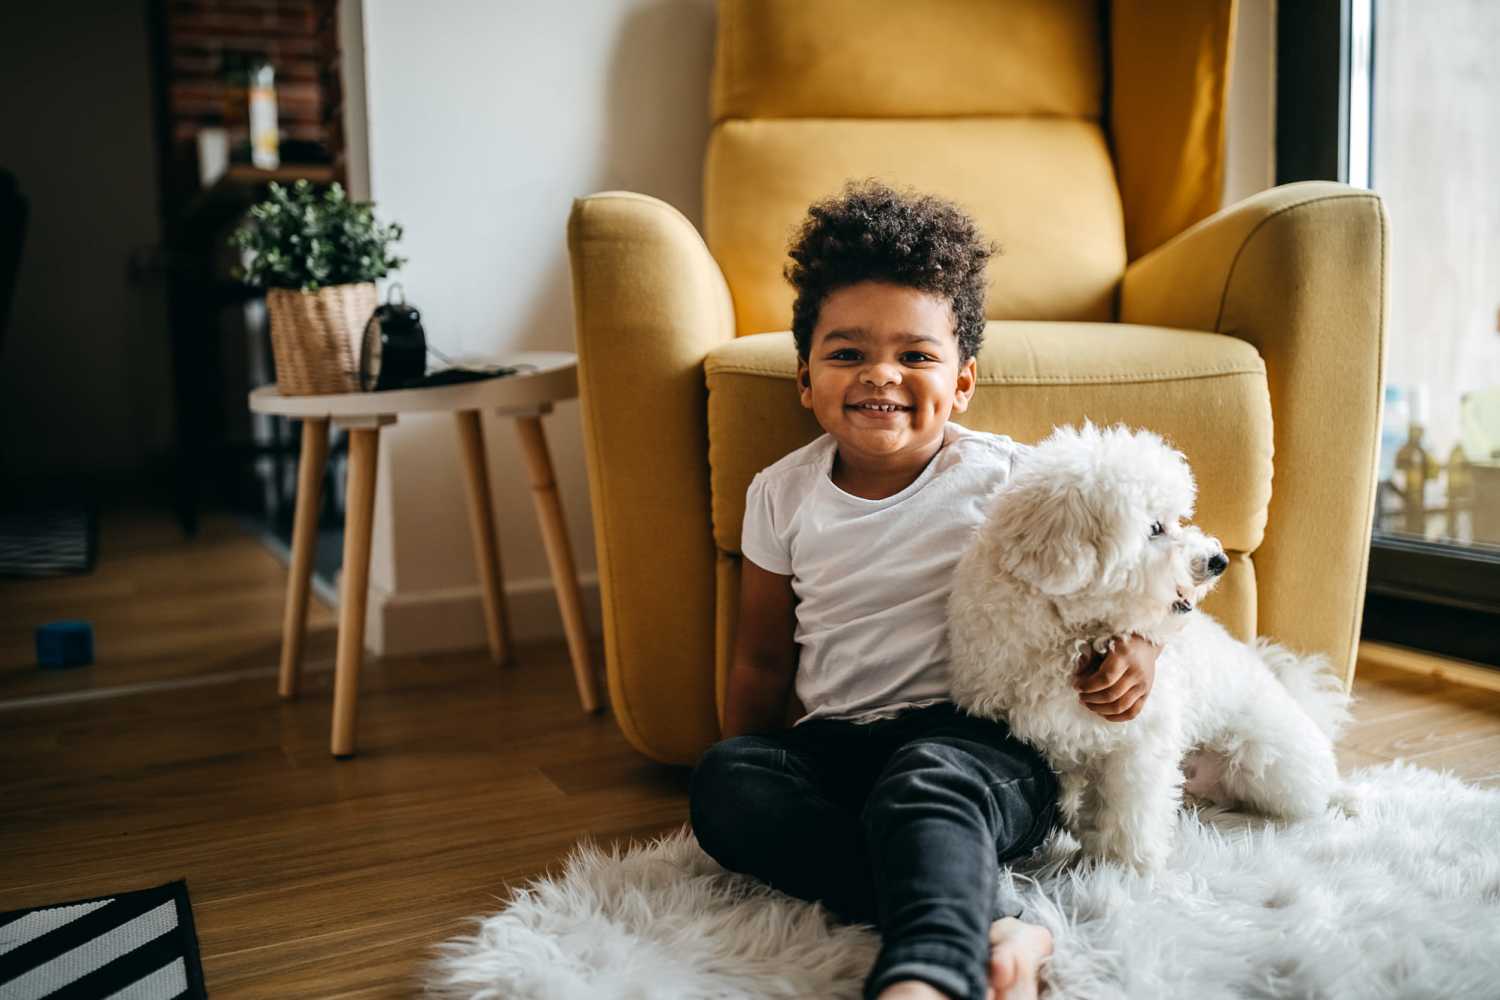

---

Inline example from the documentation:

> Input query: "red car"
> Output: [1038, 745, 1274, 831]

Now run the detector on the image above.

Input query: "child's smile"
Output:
[799, 281, 978, 497]
[847, 399, 912, 421]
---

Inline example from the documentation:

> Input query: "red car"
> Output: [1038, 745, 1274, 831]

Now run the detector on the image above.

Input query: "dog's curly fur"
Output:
[948, 423, 1351, 871]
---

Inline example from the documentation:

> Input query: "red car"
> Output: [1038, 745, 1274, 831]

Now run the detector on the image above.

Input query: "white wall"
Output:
[339, 0, 372, 202]
[355, 0, 1276, 650]
[358, 0, 716, 649]
[1224, 0, 1277, 206]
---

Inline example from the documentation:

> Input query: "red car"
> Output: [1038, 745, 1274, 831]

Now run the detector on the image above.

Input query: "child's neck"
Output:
[831, 435, 945, 500]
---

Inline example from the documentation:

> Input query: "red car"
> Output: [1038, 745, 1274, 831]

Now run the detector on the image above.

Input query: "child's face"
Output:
[798, 281, 977, 466]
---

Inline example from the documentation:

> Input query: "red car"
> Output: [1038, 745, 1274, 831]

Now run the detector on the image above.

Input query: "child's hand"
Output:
[1074, 634, 1161, 722]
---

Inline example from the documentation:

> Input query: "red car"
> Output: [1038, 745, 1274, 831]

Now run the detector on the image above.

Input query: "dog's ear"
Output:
[990, 476, 1099, 596]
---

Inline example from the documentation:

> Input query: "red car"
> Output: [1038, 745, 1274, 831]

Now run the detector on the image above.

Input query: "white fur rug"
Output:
[426, 763, 1500, 999]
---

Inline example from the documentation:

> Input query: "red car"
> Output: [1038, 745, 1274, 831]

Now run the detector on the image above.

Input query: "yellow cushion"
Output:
[705, 119, 1126, 336]
[705, 323, 1272, 639]
[711, 0, 1104, 120]
[1111, 0, 1235, 259]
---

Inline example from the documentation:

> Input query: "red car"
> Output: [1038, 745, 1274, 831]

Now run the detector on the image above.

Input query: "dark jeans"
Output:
[689, 702, 1059, 1000]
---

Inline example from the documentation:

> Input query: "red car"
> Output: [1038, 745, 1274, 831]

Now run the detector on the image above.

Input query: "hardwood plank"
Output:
[1396, 734, 1500, 788]
[0, 510, 337, 695]
[1336, 746, 1393, 776]
[1342, 715, 1500, 759]
[1341, 693, 1500, 761]
[1346, 661, 1499, 723]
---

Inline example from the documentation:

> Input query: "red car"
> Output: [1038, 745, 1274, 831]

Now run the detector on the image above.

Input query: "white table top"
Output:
[248, 351, 577, 419]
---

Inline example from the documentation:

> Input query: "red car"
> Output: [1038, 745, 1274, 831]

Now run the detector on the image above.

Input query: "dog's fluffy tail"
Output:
[1254, 638, 1353, 742]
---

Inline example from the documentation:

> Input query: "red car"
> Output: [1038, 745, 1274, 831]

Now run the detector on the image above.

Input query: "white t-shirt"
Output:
[740, 421, 1021, 724]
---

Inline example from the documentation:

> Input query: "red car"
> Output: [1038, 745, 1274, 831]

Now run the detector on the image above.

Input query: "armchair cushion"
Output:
[705, 119, 1126, 336]
[706, 324, 1272, 641]
[711, 0, 1103, 120]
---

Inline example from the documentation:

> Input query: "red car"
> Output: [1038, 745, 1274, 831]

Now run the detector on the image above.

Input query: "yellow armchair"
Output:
[568, 0, 1387, 765]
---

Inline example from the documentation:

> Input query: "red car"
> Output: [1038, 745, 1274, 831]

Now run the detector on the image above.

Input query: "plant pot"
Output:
[265, 282, 378, 395]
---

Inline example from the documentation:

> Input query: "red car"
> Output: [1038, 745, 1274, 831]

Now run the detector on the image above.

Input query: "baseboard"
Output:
[258, 523, 604, 657]
[363, 573, 602, 657]
[1358, 640, 1500, 695]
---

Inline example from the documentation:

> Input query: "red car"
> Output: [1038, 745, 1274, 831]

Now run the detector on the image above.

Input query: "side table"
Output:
[249, 351, 602, 757]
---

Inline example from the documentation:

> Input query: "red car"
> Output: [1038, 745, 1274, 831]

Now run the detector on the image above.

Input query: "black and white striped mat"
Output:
[0, 882, 207, 999]
[0, 508, 96, 578]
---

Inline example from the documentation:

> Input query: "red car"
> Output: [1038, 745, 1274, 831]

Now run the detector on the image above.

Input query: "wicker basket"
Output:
[265, 282, 378, 395]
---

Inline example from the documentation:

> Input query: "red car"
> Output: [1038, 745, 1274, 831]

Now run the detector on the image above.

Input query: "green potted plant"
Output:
[231, 180, 405, 394]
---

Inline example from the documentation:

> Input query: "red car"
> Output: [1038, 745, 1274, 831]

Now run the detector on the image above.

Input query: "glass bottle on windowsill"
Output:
[1446, 442, 1473, 543]
[1395, 423, 1439, 538]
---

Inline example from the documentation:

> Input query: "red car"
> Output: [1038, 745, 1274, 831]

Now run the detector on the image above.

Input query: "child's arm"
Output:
[1074, 634, 1161, 722]
[722, 558, 799, 739]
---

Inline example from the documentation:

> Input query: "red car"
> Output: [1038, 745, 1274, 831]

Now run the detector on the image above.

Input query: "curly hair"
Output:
[784, 180, 996, 362]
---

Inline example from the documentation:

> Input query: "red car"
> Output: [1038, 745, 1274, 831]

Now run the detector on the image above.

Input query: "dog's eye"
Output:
[1149, 520, 1166, 538]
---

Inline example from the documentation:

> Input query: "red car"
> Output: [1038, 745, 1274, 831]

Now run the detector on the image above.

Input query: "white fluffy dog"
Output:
[948, 423, 1350, 871]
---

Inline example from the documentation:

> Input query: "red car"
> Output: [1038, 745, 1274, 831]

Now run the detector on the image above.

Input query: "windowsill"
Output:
[1359, 640, 1500, 695]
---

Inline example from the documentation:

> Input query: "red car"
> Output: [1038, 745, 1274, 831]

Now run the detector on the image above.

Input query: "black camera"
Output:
[359, 285, 427, 391]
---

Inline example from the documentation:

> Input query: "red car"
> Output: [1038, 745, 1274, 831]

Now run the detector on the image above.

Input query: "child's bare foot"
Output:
[874, 918, 1053, 1000]
[986, 917, 1053, 1000]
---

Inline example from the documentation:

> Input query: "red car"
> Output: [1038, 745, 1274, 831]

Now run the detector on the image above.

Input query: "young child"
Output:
[689, 182, 1161, 1000]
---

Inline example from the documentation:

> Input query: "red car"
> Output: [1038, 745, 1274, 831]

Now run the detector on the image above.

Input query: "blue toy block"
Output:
[37, 620, 93, 668]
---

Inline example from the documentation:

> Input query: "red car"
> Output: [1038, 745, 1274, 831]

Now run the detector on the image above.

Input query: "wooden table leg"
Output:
[455, 410, 514, 666]
[515, 414, 602, 713]
[332, 426, 381, 758]
[279, 417, 329, 700]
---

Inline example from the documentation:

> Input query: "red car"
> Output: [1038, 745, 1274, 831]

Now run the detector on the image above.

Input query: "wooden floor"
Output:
[1, 510, 689, 998]
[2, 510, 1498, 997]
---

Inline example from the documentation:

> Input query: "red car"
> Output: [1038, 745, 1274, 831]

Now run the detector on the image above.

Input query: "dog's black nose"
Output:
[1207, 553, 1228, 576]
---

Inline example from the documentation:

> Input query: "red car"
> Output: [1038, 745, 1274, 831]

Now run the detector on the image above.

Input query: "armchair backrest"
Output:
[703, 0, 1236, 336]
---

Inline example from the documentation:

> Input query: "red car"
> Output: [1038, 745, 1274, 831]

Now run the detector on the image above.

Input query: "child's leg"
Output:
[689, 727, 879, 924]
[860, 707, 1058, 1000]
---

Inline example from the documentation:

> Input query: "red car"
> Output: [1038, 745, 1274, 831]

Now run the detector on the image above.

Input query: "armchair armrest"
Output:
[1121, 181, 1389, 687]
[568, 192, 736, 763]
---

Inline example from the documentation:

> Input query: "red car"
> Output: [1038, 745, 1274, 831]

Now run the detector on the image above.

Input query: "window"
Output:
[1279, 0, 1500, 665]
[1369, 1, 1500, 555]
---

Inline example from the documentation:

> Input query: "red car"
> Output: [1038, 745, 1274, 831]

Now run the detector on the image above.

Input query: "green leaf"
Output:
[227, 179, 405, 290]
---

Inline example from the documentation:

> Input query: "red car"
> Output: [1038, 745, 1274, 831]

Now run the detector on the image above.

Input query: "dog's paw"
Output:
[1180, 749, 1228, 802]
[1082, 827, 1169, 874]
[1126, 843, 1170, 874]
